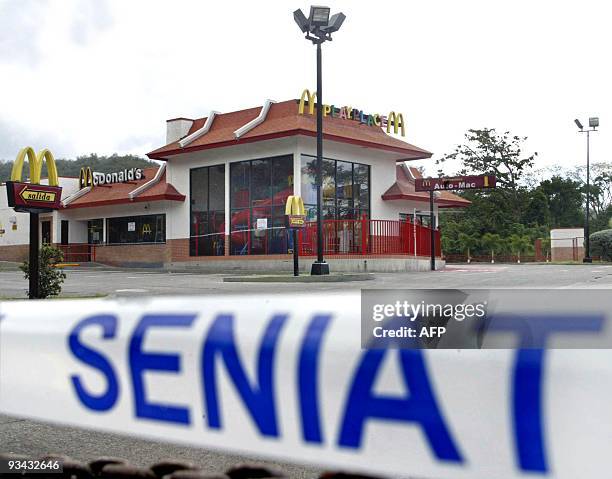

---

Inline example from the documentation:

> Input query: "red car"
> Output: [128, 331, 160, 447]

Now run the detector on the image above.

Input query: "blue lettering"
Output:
[69, 315, 119, 412]
[298, 314, 332, 443]
[202, 314, 287, 437]
[338, 349, 463, 463]
[490, 314, 604, 473]
[129, 314, 196, 425]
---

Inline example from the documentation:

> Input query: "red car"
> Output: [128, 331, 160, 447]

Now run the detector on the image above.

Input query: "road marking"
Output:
[114, 289, 149, 293]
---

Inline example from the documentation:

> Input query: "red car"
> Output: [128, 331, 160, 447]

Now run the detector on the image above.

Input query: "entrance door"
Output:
[41, 220, 51, 245]
[61, 220, 69, 245]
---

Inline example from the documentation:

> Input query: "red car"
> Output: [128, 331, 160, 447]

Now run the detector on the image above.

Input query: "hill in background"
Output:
[0, 153, 157, 183]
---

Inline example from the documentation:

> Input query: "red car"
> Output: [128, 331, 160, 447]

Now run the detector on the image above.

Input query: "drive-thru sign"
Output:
[415, 174, 496, 192]
[415, 174, 497, 270]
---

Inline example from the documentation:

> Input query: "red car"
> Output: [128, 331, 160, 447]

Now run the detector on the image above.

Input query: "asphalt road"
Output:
[1, 263, 611, 477]
[0, 263, 610, 299]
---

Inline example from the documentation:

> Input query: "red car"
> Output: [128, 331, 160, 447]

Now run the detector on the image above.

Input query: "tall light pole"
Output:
[294, 6, 346, 275]
[574, 117, 599, 263]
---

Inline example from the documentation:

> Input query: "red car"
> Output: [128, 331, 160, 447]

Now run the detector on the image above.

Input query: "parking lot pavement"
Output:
[0, 263, 610, 299]
[0, 414, 321, 478]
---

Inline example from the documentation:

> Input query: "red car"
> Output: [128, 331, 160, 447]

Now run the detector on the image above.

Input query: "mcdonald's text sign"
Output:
[6, 181, 62, 212]
[415, 175, 496, 192]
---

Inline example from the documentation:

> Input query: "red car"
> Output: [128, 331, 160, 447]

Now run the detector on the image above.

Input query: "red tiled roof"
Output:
[382, 165, 471, 208]
[147, 100, 432, 161]
[64, 167, 185, 209]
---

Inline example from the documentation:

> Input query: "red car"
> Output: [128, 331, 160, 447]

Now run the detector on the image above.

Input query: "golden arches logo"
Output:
[79, 167, 94, 189]
[11, 147, 59, 186]
[298, 89, 317, 115]
[386, 111, 405, 136]
[285, 195, 305, 216]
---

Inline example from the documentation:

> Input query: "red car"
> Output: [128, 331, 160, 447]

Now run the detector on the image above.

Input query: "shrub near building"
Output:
[590, 229, 612, 261]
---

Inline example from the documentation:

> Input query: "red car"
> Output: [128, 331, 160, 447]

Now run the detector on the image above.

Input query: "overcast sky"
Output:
[0, 0, 610, 175]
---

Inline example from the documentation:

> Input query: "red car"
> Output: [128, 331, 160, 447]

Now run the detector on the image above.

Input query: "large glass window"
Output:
[190, 164, 225, 256]
[107, 214, 165, 244]
[300, 155, 370, 221]
[230, 155, 293, 255]
[87, 219, 103, 244]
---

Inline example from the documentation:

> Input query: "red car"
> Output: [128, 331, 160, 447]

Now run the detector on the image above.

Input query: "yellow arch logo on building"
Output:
[387, 111, 405, 136]
[298, 89, 317, 115]
[79, 167, 94, 189]
[11, 147, 59, 186]
[285, 195, 305, 216]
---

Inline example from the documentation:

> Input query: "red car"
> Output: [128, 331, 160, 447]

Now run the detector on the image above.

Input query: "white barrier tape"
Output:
[0, 294, 611, 478]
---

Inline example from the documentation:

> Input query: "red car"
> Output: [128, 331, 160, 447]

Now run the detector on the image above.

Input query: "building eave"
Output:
[63, 193, 186, 210]
[147, 129, 432, 161]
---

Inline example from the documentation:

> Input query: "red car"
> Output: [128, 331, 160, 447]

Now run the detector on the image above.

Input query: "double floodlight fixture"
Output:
[293, 5, 346, 42]
[575, 117, 599, 131]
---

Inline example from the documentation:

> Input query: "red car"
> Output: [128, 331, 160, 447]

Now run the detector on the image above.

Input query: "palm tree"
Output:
[458, 233, 479, 263]
[481, 233, 502, 263]
[509, 234, 532, 263]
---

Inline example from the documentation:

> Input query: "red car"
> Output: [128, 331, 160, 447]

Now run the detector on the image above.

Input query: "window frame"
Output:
[300, 154, 371, 221]
[229, 154, 294, 255]
[190, 163, 226, 257]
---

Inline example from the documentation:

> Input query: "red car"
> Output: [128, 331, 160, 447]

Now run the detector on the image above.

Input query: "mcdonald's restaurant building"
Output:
[0, 94, 469, 271]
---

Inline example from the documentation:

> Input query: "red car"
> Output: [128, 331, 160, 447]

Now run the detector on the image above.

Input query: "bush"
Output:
[591, 229, 612, 261]
[20, 244, 67, 298]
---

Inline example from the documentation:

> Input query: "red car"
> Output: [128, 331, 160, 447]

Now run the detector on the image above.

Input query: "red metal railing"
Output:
[298, 218, 440, 257]
[57, 243, 97, 263]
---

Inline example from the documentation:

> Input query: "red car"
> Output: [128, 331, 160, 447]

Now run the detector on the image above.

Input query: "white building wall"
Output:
[382, 198, 440, 225]
[0, 186, 30, 246]
[550, 228, 584, 247]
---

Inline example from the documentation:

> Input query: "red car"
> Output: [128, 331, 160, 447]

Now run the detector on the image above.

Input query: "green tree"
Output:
[590, 229, 612, 261]
[0, 153, 156, 183]
[524, 189, 551, 227]
[538, 176, 583, 228]
[571, 162, 612, 227]
[458, 233, 479, 262]
[436, 128, 537, 223]
[508, 234, 532, 263]
[481, 233, 502, 263]
[20, 245, 67, 298]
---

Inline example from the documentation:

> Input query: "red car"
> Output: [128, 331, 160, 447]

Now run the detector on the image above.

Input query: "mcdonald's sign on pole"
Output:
[285, 195, 306, 228]
[5, 147, 63, 299]
[6, 147, 62, 213]
[285, 195, 306, 277]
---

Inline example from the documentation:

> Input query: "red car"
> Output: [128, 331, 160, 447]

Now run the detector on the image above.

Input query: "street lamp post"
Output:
[574, 117, 599, 263]
[294, 6, 346, 275]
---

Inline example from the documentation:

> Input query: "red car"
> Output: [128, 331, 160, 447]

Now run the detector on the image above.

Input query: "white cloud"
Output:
[0, 0, 610, 175]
